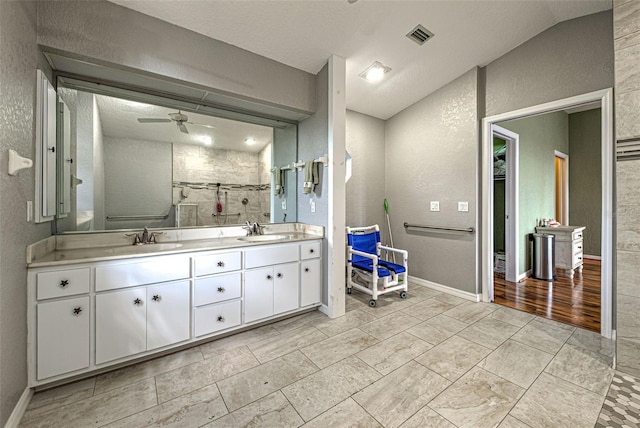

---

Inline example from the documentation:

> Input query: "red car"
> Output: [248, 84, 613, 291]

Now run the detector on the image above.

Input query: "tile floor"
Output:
[20, 284, 623, 427]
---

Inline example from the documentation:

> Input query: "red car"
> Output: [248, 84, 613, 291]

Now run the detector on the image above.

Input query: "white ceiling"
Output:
[95, 94, 273, 152]
[109, 0, 611, 120]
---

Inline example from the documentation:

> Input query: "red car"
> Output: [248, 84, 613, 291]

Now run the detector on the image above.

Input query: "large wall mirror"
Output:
[54, 78, 298, 233]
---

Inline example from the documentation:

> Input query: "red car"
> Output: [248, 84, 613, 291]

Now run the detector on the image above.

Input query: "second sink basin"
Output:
[237, 234, 290, 242]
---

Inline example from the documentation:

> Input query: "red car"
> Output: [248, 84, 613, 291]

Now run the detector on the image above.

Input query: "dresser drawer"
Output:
[194, 300, 241, 337]
[571, 252, 583, 268]
[37, 268, 90, 300]
[300, 241, 321, 260]
[572, 230, 584, 241]
[245, 244, 299, 269]
[194, 273, 241, 306]
[95, 256, 190, 291]
[194, 251, 242, 277]
[573, 240, 584, 255]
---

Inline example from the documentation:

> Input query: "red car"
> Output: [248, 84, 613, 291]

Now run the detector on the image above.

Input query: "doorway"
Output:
[555, 151, 569, 225]
[481, 89, 614, 338]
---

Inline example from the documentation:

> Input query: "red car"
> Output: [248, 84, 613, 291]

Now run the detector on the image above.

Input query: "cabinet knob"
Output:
[217, 287, 225, 293]
[72, 307, 82, 316]
[310, 249, 315, 254]
[217, 316, 225, 323]
[152, 295, 161, 302]
[134, 298, 143, 306]
[267, 275, 273, 280]
[47, 146, 55, 153]
[578, 245, 582, 249]
[277, 273, 283, 278]
[217, 261, 225, 267]
[305, 267, 310, 273]
[59, 279, 69, 288]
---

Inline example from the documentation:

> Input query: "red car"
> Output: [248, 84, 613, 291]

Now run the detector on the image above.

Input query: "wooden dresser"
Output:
[535, 225, 585, 278]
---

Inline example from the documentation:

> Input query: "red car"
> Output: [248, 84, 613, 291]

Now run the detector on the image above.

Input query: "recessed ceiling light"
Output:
[245, 137, 256, 146]
[359, 61, 391, 83]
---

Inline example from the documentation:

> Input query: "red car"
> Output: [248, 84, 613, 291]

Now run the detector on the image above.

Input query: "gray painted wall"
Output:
[345, 110, 386, 231]
[569, 109, 602, 257]
[298, 65, 329, 304]
[36, 0, 315, 115]
[0, 2, 52, 425]
[485, 11, 614, 116]
[385, 68, 479, 294]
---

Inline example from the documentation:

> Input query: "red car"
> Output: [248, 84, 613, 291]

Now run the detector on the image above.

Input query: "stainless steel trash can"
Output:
[532, 233, 556, 280]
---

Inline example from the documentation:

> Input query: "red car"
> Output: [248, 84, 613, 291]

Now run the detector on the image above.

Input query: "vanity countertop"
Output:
[27, 224, 324, 268]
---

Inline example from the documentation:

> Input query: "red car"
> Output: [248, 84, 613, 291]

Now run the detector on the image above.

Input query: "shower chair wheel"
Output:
[369, 299, 377, 307]
[399, 291, 407, 299]
[347, 288, 352, 294]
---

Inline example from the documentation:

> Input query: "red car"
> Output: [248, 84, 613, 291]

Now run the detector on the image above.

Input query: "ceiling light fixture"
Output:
[198, 136, 212, 145]
[245, 137, 256, 146]
[359, 61, 391, 83]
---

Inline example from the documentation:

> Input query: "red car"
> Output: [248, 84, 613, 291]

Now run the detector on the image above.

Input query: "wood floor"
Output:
[493, 258, 601, 332]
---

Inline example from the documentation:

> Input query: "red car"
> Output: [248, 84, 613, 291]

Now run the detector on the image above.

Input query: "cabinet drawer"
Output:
[37, 268, 90, 300]
[194, 251, 241, 277]
[572, 252, 583, 268]
[194, 273, 241, 306]
[194, 300, 241, 337]
[300, 241, 321, 260]
[95, 256, 190, 291]
[572, 230, 584, 241]
[245, 244, 299, 269]
[573, 240, 584, 255]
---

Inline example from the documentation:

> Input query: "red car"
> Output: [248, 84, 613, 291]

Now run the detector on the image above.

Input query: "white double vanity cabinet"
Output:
[27, 226, 323, 387]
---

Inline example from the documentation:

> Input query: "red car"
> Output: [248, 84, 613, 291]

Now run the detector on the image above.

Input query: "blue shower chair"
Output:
[346, 225, 408, 307]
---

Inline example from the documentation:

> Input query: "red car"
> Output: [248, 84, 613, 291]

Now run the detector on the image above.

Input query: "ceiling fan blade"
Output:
[177, 122, 189, 134]
[137, 118, 172, 123]
[187, 122, 216, 130]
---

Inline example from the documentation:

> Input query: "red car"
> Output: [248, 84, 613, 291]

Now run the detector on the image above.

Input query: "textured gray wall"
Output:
[36, 0, 315, 115]
[0, 2, 52, 425]
[485, 11, 614, 117]
[569, 109, 602, 257]
[385, 68, 479, 294]
[345, 110, 386, 231]
[298, 65, 329, 303]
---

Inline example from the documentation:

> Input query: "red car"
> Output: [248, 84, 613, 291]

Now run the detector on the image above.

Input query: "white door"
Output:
[274, 262, 299, 315]
[96, 288, 146, 364]
[146, 281, 191, 351]
[300, 258, 322, 307]
[37, 296, 90, 380]
[244, 267, 274, 323]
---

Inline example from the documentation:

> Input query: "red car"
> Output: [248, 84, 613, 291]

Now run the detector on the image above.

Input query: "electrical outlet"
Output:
[311, 200, 316, 213]
[458, 201, 469, 212]
[430, 201, 440, 212]
[26, 201, 33, 222]
[281, 199, 286, 210]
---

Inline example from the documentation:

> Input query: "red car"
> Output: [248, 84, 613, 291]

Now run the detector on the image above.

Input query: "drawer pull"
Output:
[578, 246, 582, 249]
[72, 307, 83, 316]
[133, 298, 143, 306]
[277, 273, 283, 278]
[310, 249, 315, 254]
[59, 279, 69, 288]
[217, 287, 225, 293]
[578, 256, 582, 260]
[305, 267, 310, 272]
[152, 295, 161, 302]
[217, 316, 225, 323]
[267, 275, 273, 280]
[217, 261, 225, 267]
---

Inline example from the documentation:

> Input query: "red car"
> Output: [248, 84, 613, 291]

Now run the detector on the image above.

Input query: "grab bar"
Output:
[106, 214, 169, 220]
[211, 212, 241, 217]
[403, 222, 475, 234]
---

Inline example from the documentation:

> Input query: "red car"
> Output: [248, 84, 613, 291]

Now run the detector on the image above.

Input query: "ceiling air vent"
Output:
[406, 24, 434, 46]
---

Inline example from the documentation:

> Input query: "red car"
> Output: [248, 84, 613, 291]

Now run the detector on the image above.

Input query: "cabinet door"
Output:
[274, 262, 300, 315]
[301, 258, 322, 307]
[244, 267, 274, 323]
[37, 296, 90, 380]
[147, 281, 191, 351]
[96, 288, 146, 364]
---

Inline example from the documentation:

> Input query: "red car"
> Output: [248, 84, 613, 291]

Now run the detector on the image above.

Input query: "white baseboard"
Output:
[517, 270, 532, 282]
[584, 254, 601, 260]
[409, 276, 481, 302]
[4, 387, 33, 428]
[318, 304, 330, 317]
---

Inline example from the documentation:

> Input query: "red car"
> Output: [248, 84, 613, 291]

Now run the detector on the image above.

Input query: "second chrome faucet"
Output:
[125, 227, 163, 245]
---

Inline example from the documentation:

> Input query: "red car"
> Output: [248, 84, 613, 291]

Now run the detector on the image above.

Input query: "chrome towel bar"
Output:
[106, 214, 169, 220]
[403, 222, 475, 234]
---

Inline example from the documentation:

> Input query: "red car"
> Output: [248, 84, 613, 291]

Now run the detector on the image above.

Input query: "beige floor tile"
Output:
[217, 350, 318, 411]
[457, 317, 521, 349]
[544, 343, 615, 396]
[248, 325, 328, 363]
[304, 398, 382, 428]
[282, 355, 381, 421]
[485, 307, 535, 328]
[199, 325, 281, 359]
[567, 327, 615, 361]
[432, 293, 469, 306]
[358, 311, 422, 340]
[510, 372, 604, 428]
[104, 383, 227, 427]
[356, 331, 432, 375]
[478, 339, 554, 388]
[406, 284, 443, 301]
[401, 298, 457, 321]
[204, 391, 303, 428]
[314, 309, 377, 337]
[301, 328, 379, 369]
[20, 379, 157, 428]
[442, 301, 497, 324]
[94, 347, 204, 395]
[399, 406, 456, 428]
[155, 346, 259, 403]
[26, 377, 95, 416]
[349, 290, 418, 318]
[415, 335, 492, 381]
[429, 367, 524, 428]
[353, 361, 450, 428]
[498, 415, 531, 427]
[511, 318, 574, 354]
[271, 310, 328, 334]
[407, 314, 468, 345]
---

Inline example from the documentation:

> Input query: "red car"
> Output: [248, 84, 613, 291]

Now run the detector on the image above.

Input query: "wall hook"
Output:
[7, 149, 33, 176]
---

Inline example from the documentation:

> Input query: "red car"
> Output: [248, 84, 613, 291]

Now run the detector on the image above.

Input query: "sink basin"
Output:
[143, 243, 184, 251]
[101, 242, 184, 255]
[237, 234, 290, 242]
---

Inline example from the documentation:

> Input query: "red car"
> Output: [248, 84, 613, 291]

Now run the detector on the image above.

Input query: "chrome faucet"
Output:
[125, 227, 164, 245]
[243, 221, 265, 236]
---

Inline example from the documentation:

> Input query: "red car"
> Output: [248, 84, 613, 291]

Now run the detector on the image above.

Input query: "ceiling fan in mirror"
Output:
[137, 111, 215, 134]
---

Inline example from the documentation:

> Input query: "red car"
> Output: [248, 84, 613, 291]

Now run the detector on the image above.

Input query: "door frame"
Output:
[492, 125, 519, 284]
[481, 88, 614, 338]
[554, 150, 569, 225]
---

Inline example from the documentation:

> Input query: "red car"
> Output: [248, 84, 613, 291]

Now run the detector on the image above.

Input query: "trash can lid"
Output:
[532, 233, 554, 238]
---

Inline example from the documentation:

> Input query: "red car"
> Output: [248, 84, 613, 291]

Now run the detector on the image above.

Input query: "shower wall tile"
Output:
[615, 89, 640, 140]
[617, 250, 640, 298]
[616, 204, 640, 251]
[614, 0, 640, 40]
[617, 295, 640, 341]
[614, 42, 640, 93]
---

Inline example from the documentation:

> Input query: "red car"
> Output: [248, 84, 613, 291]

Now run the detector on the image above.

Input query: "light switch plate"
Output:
[311, 200, 316, 213]
[458, 201, 469, 212]
[27, 201, 33, 222]
[281, 199, 286, 210]
[430, 201, 440, 212]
